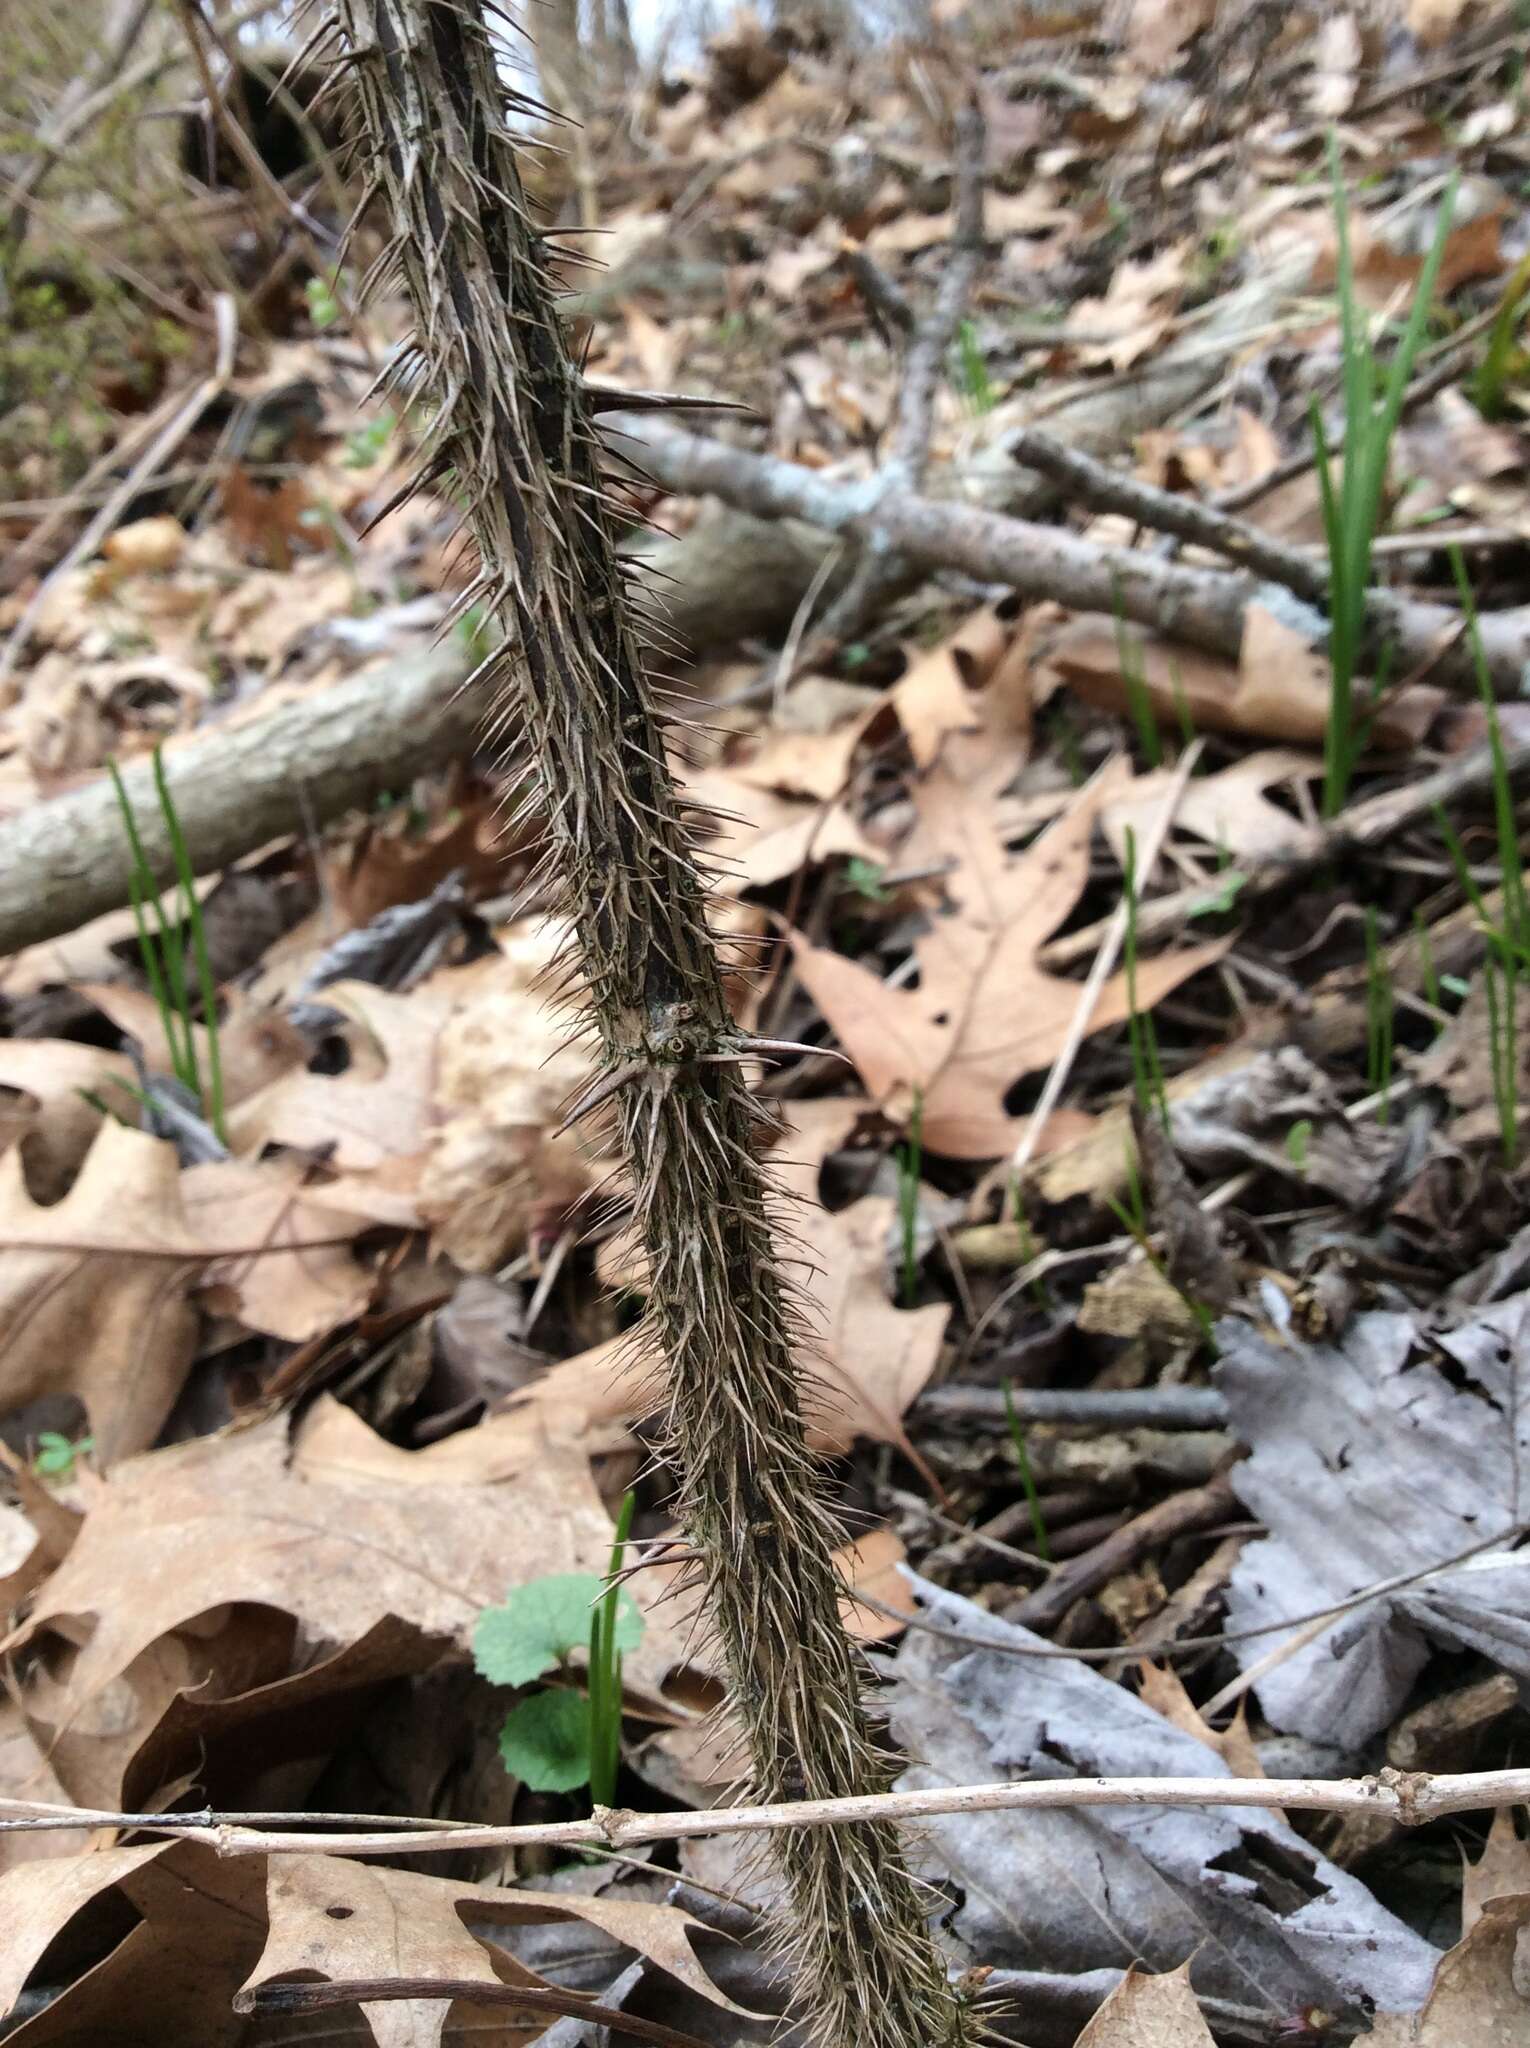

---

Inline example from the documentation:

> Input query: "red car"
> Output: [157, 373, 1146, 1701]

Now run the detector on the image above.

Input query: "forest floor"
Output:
[3, 3, 1530, 2043]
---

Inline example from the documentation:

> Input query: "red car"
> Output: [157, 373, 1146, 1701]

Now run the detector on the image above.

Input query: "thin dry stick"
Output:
[786, 97, 988, 680]
[9, 1760, 1530, 1861]
[1011, 738, 1203, 1180]
[328, 6, 971, 2044]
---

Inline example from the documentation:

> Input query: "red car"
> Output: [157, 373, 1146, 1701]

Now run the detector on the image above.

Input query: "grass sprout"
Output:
[108, 748, 226, 1144]
[1312, 134, 1457, 816]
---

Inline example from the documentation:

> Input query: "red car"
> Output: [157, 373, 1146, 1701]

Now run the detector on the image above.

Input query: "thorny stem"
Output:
[329, 4, 972, 2042]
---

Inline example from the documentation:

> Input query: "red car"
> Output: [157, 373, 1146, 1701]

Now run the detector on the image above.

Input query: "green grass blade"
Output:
[1450, 548, 1527, 961]
[1001, 1382, 1052, 1563]
[588, 1489, 637, 1809]
[1378, 173, 1458, 440]
[110, 761, 196, 1093]
[153, 748, 225, 1142]
[898, 1090, 923, 1307]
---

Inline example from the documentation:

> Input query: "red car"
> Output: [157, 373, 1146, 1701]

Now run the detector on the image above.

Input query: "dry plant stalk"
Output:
[323, 4, 972, 2041]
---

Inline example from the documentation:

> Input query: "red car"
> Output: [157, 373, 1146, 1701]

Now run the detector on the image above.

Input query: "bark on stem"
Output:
[329, 6, 971, 2043]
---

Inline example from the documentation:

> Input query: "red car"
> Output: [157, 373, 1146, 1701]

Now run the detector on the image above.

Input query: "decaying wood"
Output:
[327, 5, 972, 2043]
[0, 643, 478, 955]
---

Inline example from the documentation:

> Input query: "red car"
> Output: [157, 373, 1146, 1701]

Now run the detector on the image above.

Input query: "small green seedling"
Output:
[344, 411, 395, 468]
[1285, 1119, 1313, 1174]
[896, 1090, 924, 1308]
[108, 749, 226, 1144]
[1312, 134, 1457, 816]
[952, 319, 995, 414]
[1001, 1381, 1051, 1563]
[474, 1492, 642, 1798]
[32, 1431, 92, 1480]
[305, 273, 341, 329]
[845, 857, 890, 903]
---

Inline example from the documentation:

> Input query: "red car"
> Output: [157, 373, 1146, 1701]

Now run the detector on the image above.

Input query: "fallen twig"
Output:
[0, 643, 478, 956]
[9, 1759, 1530, 1860]
[776, 95, 988, 685]
[611, 415, 1530, 692]
[915, 1385, 1229, 1430]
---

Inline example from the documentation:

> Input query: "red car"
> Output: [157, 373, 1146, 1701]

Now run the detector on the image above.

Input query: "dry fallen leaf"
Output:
[228, 978, 448, 1171]
[1, 1399, 696, 1811]
[776, 1098, 949, 1453]
[0, 1840, 172, 2018]
[1075, 1962, 1218, 2046]
[181, 1152, 374, 1342]
[791, 760, 1224, 1157]
[889, 606, 1032, 791]
[1365, 1892, 1530, 2045]
[416, 929, 600, 1269]
[687, 766, 881, 891]
[1461, 1810, 1530, 1933]
[1101, 748, 1322, 865]
[100, 515, 188, 576]
[0, 1120, 251, 1462]
[0, 1036, 133, 1202]
[237, 1853, 749, 2048]
[0, 1839, 270, 2044]
[1048, 603, 1446, 754]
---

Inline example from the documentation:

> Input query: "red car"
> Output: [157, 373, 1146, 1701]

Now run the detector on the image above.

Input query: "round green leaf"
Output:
[473, 1573, 643, 1688]
[499, 1689, 591, 1794]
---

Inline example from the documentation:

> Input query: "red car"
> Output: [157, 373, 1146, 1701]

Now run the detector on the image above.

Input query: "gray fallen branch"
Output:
[915, 1385, 1229, 1430]
[613, 415, 1530, 692]
[5, 1760, 1530, 1859]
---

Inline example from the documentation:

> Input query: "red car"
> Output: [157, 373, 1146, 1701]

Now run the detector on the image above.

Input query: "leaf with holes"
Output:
[890, 1577, 1438, 2029]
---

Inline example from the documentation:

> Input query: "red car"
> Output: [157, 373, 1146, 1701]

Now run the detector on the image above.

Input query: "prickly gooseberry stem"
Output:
[327, 4, 973, 2040]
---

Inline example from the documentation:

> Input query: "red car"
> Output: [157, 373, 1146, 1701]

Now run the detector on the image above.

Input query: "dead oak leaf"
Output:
[0, 1036, 134, 1203]
[1075, 1961, 1217, 2046]
[228, 979, 448, 1171]
[238, 1854, 749, 2048]
[2, 1399, 699, 1801]
[1101, 748, 1322, 866]
[0, 1120, 254, 1463]
[775, 1099, 948, 1455]
[0, 1840, 269, 2045]
[181, 1153, 374, 1342]
[790, 763, 1225, 1158]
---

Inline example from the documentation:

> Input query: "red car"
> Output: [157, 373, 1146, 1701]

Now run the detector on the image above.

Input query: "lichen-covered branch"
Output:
[326, 4, 972, 2042]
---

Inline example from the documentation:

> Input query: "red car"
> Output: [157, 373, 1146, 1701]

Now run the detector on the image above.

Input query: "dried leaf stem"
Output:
[326, 4, 971, 2042]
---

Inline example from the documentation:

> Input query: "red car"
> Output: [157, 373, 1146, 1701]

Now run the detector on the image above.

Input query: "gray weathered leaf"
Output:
[888, 1578, 1438, 2030]
[1216, 1294, 1530, 1746]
